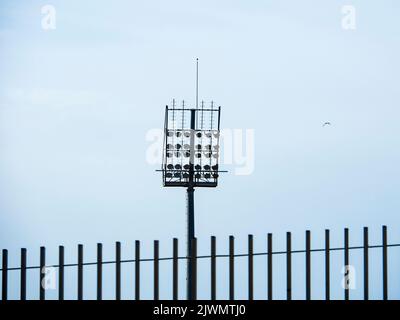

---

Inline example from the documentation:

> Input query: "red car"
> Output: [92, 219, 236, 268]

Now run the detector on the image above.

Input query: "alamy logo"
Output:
[146, 128, 255, 176]
[341, 265, 356, 290]
[41, 5, 56, 30]
[341, 5, 356, 30]
[41, 266, 56, 290]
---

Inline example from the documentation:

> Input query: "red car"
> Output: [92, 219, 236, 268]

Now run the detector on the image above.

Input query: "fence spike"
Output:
[97, 243, 102, 300]
[267, 233, 273, 300]
[135, 240, 140, 300]
[20, 248, 27, 300]
[39, 247, 45, 300]
[382, 226, 388, 300]
[211, 236, 216, 300]
[229, 236, 235, 300]
[325, 230, 330, 301]
[173, 238, 178, 300]
[286, 232, 292, 301]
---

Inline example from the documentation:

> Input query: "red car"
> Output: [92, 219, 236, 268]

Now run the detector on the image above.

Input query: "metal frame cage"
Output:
[161, 100, 222, 187]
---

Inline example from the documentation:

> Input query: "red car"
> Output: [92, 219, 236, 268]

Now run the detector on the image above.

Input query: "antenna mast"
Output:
[196, 58, 199, 109]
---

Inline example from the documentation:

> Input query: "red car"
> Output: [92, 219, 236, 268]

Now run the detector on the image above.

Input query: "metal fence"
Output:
[0, 225, 398, 300]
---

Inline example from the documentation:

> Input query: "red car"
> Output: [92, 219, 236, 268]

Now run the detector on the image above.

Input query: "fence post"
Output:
[40, 246, 45, 300]
[229, 236, 235, 300]
[135, 240, 140, 300]
[211, 236, 216, 300]
[306, 230, 311, 300]
[248, 234, 253, 300]
[173, 238, 178, 300]
[191, 238, 197, 300]
[382, 226, 388, 300]
[59, 246, 64, 301]
[267, 233, 273, 300]
[325, 229, 330, 301]
[77, 244, 83, 300]
[20, 248, 27, 300]
[363, 227, 369, 300]
[154, 240, 159, 300]
[97, 243, 102, 300]
[344, 228, 349, 300]
[116, 242, 121, 300]
[2, 249, 8, 301]
[286, 232, 292, 301]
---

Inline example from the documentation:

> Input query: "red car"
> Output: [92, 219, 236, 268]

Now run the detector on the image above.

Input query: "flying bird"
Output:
[323, 122, 331, 127]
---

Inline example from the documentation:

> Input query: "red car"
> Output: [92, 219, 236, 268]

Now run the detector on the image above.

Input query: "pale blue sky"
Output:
[1, 0, 400, 299]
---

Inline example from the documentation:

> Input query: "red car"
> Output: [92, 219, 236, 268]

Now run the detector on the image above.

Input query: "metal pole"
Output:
[267, 233, 273, 300]
[59, 246, 64, 301]
[211, 236, 216, 300]
[77, 244, 83, 300]
[382, 226, 388, 300]
[229, 236, 235, 300]
[186, 186, 195, 300]
[173, 238, 179, 300]
[40, 247, 45, 300]
[2, 249, 8, 301]
[116, 242, 121, 300]
[325, 230, 330, 301]
[135, 240, 140, 300]
[363, 227, 369, 300]
[20, 248, 27, 301]
[191, 238, 197, 300]
[154, 240, 159, 300]
[248, 235, 253, 300]
[286, 232, 292, 301]
[187, 109, 196, 300]
[97, 243, 102, 300]
[305, 230, 311, 300]
[344, 228, 349, 300]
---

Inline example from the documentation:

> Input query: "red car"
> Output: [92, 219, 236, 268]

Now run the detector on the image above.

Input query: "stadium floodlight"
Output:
[161, 100, 222, 187]
[157, 59, 226, 300]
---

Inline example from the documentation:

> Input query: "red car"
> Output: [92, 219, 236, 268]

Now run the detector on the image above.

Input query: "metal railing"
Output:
[1, 225, 398, 300]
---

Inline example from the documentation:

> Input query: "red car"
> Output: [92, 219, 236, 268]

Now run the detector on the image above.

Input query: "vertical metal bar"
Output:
[382, 226, 388, 300]
[344, 228, 349, 301]
[2, 249, 8, 301]
[325, 229, 330, 301]
[116, 242, 121, 300]
[186, 187, 195, 300]
[306, 230, 311, 300]
[248, 234, 253, 300]
[20, 248, 27, 300]
[173, 238, 178, 300]
[59, 246, 64, 301]
[40, 246, 45, 300]
[286, 232, 292, 301]
[211, 236, 216, 300]
[154, 240, 159, 300]
[191, 238, 197, 300]
[229, 236, 234, 300]
[77, 244, 83, 300]
[267, 233, 273, 300]
[363, 227, 369, 300]
[97, 243, 102, 300]
[186, 108, 196, 301]
[135, 240, 140, 300]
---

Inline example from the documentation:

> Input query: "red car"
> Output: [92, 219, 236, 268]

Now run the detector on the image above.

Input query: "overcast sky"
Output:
[1, 0, 400, 299]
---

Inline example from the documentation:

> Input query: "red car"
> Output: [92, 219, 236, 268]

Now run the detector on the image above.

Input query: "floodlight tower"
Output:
[159, 59, 224, 300]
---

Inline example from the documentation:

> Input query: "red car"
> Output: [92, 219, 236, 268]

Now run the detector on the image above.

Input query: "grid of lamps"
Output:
[162, 101, 221, 185]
